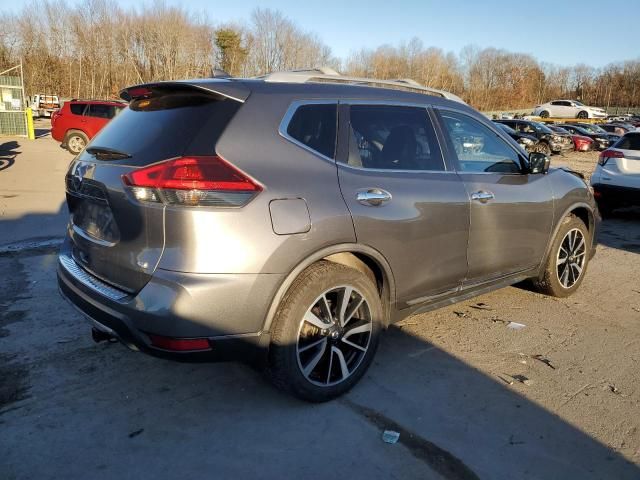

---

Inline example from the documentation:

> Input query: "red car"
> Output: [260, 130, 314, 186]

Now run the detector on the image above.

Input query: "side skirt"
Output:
[390, 268, 538, 323]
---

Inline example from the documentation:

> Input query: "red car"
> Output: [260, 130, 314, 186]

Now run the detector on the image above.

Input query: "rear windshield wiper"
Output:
[86, 146, 132, 160]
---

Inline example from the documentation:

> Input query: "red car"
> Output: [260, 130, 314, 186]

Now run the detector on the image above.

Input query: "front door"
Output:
[336, 103, 469, 307]
[435, 109, 554, 285]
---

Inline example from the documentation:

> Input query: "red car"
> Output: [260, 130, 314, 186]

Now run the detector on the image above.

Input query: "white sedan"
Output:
[533, 100, 607, 119]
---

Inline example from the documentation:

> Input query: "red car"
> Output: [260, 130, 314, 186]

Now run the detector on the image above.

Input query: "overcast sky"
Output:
[4, 0, 638, 68]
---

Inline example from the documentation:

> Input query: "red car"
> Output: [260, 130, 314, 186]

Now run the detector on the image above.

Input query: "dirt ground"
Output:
[1, 129, 639, 479]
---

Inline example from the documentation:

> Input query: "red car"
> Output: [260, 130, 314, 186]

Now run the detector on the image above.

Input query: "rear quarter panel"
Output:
[158, 92, 356, 275]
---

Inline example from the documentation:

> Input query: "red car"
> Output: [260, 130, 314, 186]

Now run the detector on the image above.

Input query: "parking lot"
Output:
[1, 121, 639, 479]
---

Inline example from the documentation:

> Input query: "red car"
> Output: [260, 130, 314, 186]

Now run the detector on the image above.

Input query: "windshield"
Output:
[496, 123, 516, 134]
[533, 122, 553, 134]
[582, 124, 606, 134]
[573, 101, 585, 106]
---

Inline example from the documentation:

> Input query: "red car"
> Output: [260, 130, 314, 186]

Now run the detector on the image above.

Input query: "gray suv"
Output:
[57, 71, 599, 401]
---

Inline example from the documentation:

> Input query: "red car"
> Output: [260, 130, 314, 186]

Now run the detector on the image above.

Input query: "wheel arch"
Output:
[538, 202, 595, 279]
[262, 244, 396, 333]
[64, 128, 89, 140]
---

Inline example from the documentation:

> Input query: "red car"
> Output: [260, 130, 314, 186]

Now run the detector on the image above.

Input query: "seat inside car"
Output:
[381, 125, 417, 169]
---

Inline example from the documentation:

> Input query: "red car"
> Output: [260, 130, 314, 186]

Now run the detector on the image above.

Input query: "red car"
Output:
[548, 125, 593, 152]
[571, 135, 594, 152]
[51, 100, 125, 154]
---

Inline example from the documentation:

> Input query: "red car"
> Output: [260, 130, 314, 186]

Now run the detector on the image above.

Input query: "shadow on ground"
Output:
[0, 207, 638, 479]
[0, 141, 19, 172]
[597, 208, 640, 254]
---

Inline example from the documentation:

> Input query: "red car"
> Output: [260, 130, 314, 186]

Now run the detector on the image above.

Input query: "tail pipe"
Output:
[92, 327, 117, 343]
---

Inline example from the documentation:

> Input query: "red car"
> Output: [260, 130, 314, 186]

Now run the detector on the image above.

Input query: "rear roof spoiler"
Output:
[119, 80, 250, 103]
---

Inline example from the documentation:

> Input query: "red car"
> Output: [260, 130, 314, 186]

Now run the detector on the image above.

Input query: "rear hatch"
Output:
[614, 134, 640, 175]
[65, 84, 243, 293]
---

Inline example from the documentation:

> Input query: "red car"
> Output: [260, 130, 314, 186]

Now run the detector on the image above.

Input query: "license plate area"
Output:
[66, 176, 120, 244]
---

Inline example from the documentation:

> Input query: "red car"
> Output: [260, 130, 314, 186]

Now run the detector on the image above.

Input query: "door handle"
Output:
[470, 191, 495, 203]
[356, 188, 392, 206]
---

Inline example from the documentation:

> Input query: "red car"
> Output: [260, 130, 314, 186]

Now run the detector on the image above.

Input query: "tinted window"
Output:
[346, 105, 444, 171]
[70, 103, 87, 115]
[286, 104, 337, 159]
[87, 104, 116, 119]
[440, 111, 521, 174]
[85, 93, 241, 166]
[551, 101, 563, 106]
[616, 133, 640, 150]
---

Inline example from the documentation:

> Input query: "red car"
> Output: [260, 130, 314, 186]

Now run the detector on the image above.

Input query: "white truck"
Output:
[28, 94, 61, 118]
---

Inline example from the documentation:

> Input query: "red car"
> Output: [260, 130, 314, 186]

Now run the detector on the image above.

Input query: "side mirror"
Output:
[529, 152, 550, 174]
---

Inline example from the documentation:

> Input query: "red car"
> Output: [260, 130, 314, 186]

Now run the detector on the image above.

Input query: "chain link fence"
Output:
[0, 64, 28, 137]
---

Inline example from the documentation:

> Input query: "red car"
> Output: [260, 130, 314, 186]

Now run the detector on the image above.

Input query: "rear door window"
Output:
[286, 103, 337, 159]
[70, 103, 87, 115]
[345, 105, 444, 171]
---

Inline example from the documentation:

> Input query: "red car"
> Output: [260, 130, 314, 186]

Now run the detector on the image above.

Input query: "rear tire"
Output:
[539, 110, 549, 118]
[65, 131, 88, 155]
[577, 111, 589, 119]
[267, 261, 382, 402]
[533, 214, 590, 298]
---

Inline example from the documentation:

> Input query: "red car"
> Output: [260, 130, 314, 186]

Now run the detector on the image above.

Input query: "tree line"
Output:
[2, 0, 639, 112]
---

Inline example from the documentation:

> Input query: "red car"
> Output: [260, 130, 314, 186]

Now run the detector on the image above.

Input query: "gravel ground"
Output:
[1, 133, 639, 479]
[552, 150, 601, 181]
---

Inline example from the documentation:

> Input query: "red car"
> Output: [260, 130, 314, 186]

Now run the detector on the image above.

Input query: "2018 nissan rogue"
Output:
[57, 70, 599, 402]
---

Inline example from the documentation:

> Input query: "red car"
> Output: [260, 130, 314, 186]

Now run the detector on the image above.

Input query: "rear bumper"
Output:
[57, 242, 279, 362]
[592, 183, 640, 206]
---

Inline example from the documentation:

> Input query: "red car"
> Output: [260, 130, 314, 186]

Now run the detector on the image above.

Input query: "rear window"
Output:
[70, 103, 87, 115]
[615, 134, 640, 150]
[84, 93, 241, 166]
[286, 104, 337, 159]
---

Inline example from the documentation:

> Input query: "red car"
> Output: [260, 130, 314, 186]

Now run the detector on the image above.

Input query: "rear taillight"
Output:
[123, 156, 261, 207]
[598, 149, 623, 166]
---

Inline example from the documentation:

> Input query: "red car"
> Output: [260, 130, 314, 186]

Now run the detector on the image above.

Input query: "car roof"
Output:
[120, 75, 471, 112]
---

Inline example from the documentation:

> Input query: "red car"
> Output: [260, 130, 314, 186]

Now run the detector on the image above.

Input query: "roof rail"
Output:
[260, 69, 465, 104]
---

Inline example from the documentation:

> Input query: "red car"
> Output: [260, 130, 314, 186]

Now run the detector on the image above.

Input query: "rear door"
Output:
[65, 90, 242, 292]
[336, 103, 469, 307]
[435, 108, 554, 284]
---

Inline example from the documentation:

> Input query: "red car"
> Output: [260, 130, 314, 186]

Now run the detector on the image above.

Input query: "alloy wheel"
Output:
[296, 286, 372, 387]
[556, 228, 586, 288]
[68, 136, 85, 153]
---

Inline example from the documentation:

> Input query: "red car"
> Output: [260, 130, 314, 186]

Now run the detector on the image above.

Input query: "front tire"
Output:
[539, 110, 550, 118]
[577, 110, 589, 119]
[534, 214, 590, 297]
[267, 261, 382, 402]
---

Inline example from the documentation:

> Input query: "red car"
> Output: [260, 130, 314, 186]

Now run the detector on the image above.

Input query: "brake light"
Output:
[127, 87, 153, 99]
[598, 149, 623, 166]
[122, 156, 261, 207]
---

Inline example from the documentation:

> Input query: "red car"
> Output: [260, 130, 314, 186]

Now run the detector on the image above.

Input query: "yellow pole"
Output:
[25, 107, 35, 140]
